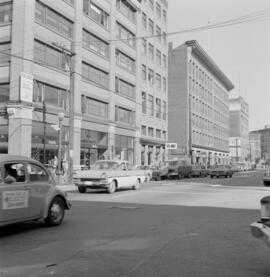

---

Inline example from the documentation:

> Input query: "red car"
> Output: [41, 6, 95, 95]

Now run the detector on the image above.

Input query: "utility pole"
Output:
[52, 42, 75, 185]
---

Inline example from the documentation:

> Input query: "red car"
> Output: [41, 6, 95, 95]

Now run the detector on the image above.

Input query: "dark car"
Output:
[263, 170, 270, 186]
[167, 160, 192, 179]
[0, 155, 70, 227]
[209, 165, 233, 178]
[190, 165, 204, 177]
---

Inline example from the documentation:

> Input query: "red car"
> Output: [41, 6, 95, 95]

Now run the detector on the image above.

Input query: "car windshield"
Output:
[94, 161, 120, 170]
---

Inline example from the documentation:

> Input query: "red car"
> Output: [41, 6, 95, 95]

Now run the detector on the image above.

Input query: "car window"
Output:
[4, 163, 25, 183]
[27, 163, 49, 182]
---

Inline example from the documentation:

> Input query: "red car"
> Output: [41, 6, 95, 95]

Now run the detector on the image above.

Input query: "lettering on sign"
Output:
[2, 190, 29, 210]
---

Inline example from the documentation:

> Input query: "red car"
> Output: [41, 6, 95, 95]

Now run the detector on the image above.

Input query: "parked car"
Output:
[209, 165, 233, 178]
[263, 170, 270, 186]
[167, 160, 192, 179]
[190, 165, 205, 177]
[0, 155, 70, 227]
[251, 196, 270, 247]
[135, 165, 152, 181]
[74, 160, 147, 193]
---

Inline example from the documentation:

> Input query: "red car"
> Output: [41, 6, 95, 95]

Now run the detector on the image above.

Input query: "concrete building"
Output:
[229, 95, 249, 163]
[168, 40, 234, 166]
[250, 126, 270, 165]
[0, 0, 168, 169]
[249, 132, 261, 164]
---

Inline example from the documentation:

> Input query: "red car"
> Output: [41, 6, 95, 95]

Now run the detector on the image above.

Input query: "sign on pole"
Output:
[165, 143, 178, 150]
[20, 72, 33, 103]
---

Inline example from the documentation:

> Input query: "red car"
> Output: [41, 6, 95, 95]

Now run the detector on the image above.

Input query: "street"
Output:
[1, 170, 270, 277]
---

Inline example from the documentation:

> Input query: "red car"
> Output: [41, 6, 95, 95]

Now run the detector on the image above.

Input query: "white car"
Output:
[74, 160, 147, 193]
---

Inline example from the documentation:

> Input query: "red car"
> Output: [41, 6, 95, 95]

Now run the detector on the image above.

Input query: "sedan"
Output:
[263, 170, 270, 186]
[0, 155, 70, 227]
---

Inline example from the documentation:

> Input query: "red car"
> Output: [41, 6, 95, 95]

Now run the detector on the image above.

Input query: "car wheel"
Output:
[216, 175, 219, 178]
[107, 181, 116, 194]
[133, 179, 140, 190]
[45, 197, 65, 226]
[78, 186, 87, 193]
[230, 174, 233, 178]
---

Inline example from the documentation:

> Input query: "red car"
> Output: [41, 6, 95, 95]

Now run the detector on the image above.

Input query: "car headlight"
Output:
[100, 172, 108, 180]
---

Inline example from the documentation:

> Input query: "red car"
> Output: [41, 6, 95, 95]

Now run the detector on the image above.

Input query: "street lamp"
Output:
[56, 112, 65, 184]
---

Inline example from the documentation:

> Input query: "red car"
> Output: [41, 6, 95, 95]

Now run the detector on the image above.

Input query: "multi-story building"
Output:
[0, 0, 168, 170]
[249, 132, 261, 164]
[168, 40, 234, 166]
[229, 95, 249, 162]
[250, 126, 270, 164]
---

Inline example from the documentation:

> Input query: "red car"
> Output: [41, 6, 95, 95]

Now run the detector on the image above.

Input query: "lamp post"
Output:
[56, 112, 65, 184]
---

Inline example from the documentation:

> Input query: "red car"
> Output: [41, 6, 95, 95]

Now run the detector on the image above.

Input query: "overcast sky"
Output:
[168, 0, 270, 131]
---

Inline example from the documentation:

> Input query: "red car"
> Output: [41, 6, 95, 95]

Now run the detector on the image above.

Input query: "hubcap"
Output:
[50, 203, 62, 221]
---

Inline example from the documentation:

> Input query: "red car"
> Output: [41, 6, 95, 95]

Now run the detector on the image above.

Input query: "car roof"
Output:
[0, 154, 40, 164]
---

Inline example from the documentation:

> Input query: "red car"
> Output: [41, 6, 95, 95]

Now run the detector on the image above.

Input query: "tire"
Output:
[210, 175, 213, 178]
[132, 178, 140, 190]
[78, 186, 87, 193]
[216, 175, 219, 178]
[45, 197, 65, 226]
[107, 181, 116, 194]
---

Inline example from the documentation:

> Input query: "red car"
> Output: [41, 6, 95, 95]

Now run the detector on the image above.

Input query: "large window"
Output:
[0, 84, 9, 102]
[83, 1, 109, 29]
[81, 96, 108, 118]
[156, 25, 161, 42]
[116, 22, 135, 48]
[142, 64, 146, 81]
[142, 12, 147, 29]
[156, 73, 161, 89]
[0, 43, 10, 64]
[35, 1, 73, 38]
[142, 38, 147, 55]
[115, 77, 135, 99]
[148, 68, 154, 85]
[156, 49, 161, 65]
[142, 91, 147, 114]
[148, 43, 154, 60]
[0, 3, 12, 24]
[116, 0, 136, 23]
[156, 98, 161, 118]
[33, 81, 69, 109]
[82, 30, 109, 58]
[156, 3, 161, 18]
[82, 62, 109, 88]
[34, 40, 70, 71]
[115, 106, 135, 125]
[148, 19, 154, 35]
[148, 94, 154, 116]
[163, 100, 166, 120]
[115, 50, 135, 73]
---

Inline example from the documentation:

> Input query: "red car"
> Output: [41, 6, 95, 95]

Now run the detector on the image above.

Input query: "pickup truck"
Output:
[166, 161, 192, 179]
[73, 160, 147, 194]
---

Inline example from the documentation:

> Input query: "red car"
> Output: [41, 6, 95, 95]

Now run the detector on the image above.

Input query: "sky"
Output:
[168, 0, 270, 131]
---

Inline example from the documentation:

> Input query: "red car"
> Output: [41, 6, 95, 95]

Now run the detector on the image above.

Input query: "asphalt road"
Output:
[1, 169, 270, 277]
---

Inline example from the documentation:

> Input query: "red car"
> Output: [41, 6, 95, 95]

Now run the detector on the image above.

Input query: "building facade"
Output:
[0, 0, 168, 169]
[250, 127, 270, 165]
[229, 96, 249, 163]
[168, 40, 234, 166]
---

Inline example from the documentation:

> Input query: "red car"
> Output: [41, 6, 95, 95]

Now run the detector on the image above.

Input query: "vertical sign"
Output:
[20, 72, 33, 103]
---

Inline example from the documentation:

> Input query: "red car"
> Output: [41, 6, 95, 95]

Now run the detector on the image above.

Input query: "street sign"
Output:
[20, 72, 33, 103]
[165, 143, 177, 150]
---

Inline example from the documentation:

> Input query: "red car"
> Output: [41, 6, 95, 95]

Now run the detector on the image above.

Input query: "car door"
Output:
[0, 162, 30, 224]
[26, 162, 51, 218]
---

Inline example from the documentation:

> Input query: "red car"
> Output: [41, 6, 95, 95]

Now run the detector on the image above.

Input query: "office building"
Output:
[0, 0, 168, 169]
[168, 40, 234, 165]
[229, 95, 249, 162]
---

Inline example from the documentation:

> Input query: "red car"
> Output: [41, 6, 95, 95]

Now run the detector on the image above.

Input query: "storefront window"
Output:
[115, 134, 134, 164]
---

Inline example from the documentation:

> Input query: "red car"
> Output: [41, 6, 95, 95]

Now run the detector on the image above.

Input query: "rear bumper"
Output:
[250, 222, 270, 247]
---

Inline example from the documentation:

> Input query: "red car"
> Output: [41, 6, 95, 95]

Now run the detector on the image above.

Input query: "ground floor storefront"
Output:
[191, 147, 230, 166]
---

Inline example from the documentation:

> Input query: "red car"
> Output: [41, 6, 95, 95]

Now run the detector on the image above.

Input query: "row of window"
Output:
[142, 0, 167, 23]
[36, 1, 73, 38]
[116, 0, 136, 23]
[141, 125, 166, 139]
[142, 40, 167, 67]
[0, 43, 10, 64]
[141, 92, 166, 120]
[142, 65, 166, 91]
[142, 14, 167, 46]
[81, 95, 135, 126]
[189, 78, 213, 105]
